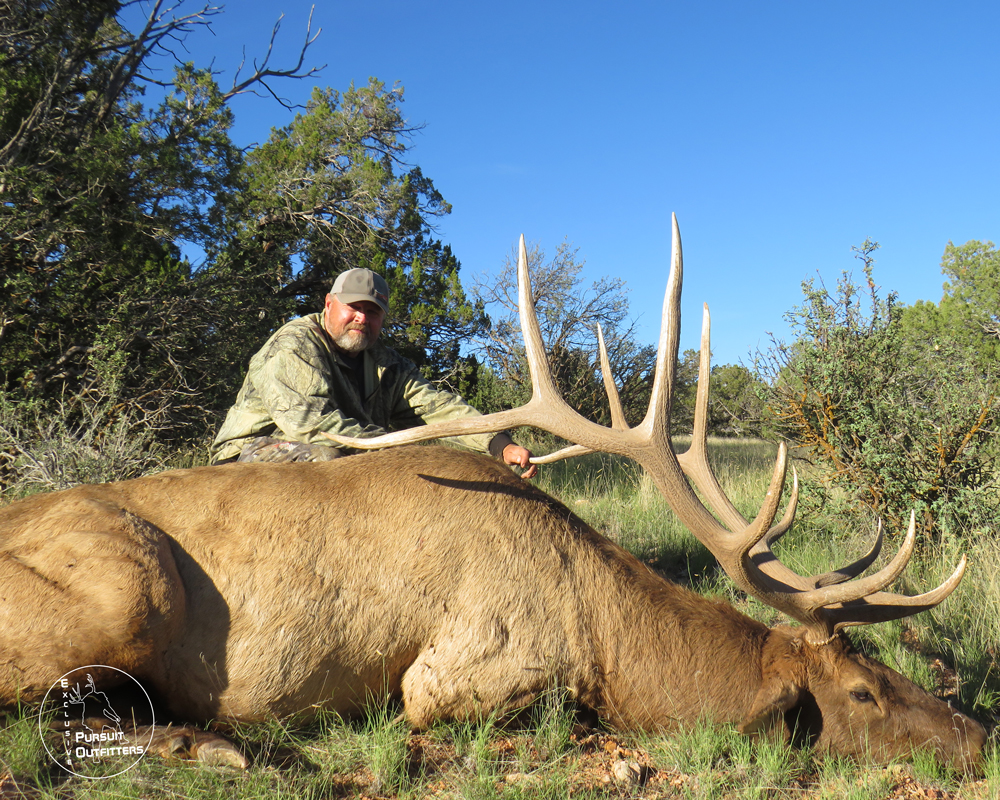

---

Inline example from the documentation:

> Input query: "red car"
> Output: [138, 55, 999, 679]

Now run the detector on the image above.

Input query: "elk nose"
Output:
[949, 711, 987, 773]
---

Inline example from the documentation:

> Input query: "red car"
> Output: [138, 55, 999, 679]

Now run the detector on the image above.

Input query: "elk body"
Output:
[0, 447, 986, 769]
[0, 216, 988, 770]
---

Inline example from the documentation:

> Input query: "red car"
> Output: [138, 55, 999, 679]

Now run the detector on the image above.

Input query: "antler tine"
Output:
[745, 472, 884, 591]
[677, 303, 769, 532]
[717, 441, 795, 597]
[529, 325, 627, 466]
[802, 512, 920, 610]
[809, 522, 884, 589]
[530, 444, 591, 464]
[516, 235, 566, 409]
[744, 470, 831, 593]
[756, 469, 800, 549]
[636, 213, 682, 445]
[597, 324, 629, 431]
[820, 554, 967, 637]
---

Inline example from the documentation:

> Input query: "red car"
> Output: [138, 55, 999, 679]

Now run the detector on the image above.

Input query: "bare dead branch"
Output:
[224, 6, 325, 108]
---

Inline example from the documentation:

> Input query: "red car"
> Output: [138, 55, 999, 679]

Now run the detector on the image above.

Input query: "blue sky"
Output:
[129, 1, 999, 368]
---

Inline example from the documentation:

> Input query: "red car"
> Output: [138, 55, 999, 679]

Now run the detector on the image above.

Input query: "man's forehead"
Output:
[339, 297, 384, 313]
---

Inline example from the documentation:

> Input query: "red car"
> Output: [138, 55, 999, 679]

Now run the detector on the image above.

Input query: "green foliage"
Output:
[1, 2, 485, 446]
[0, 1, 261, 439]
[900, 241, 1000, 371]
[940, 240, 1000, 358]
[383, 238, 489, 391]
[359, 699, 412, 795]
[235, 80, 487, 391]
[0, 389, 167, 498]
[243, 81, 448, 281]
[673, 350, 768, 437]
[814, 757, 895, 800]
[708, 363, 769, 436]
[527, 687, 576, 761]
[0, 705, 48, 782]
[758, 240, 998, 538]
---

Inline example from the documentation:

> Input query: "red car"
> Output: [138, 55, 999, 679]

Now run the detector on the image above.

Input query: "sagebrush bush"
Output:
[0, 391, 167, 498]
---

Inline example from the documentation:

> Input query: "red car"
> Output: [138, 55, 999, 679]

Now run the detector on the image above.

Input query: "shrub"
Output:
[0, 391, 167, 498]
[756, 241, 998, 539]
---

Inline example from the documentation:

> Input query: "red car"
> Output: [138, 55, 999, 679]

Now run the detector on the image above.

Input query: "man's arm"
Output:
[389, 359, 537, 477]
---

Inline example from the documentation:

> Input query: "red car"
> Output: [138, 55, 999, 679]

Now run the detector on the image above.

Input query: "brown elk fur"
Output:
[0, 446, 986, 768]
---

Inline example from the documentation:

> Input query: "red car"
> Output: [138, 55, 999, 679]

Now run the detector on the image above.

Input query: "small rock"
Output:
[612, 760, 641, 784]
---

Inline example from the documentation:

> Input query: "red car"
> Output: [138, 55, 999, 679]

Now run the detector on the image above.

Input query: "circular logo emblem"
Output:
[38, 666, 156, 779]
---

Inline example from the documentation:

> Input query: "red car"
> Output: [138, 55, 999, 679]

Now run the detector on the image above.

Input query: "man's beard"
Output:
[333, 326, 373, 355]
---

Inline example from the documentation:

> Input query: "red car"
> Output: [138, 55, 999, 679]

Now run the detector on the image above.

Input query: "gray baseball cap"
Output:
[331, 268, 389, 314]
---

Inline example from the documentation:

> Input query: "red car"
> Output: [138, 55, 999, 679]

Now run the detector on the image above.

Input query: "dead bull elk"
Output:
[0, 218, 986, 771]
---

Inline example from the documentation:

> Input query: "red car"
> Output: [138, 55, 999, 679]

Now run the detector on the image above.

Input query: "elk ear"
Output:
[738, 676, 803, 738]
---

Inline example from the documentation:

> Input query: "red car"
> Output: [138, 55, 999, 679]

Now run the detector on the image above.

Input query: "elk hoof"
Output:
[148, 725, 250, 769]
[192, 737, 251, 769]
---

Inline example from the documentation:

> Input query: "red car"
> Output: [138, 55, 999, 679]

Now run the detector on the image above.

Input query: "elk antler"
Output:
[325, 215, 967, 645]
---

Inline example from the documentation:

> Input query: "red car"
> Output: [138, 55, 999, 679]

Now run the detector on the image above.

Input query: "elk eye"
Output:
[851, 690, 874, 703]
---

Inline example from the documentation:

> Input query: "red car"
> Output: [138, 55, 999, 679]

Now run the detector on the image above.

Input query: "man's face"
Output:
[324, 293, 386, 355]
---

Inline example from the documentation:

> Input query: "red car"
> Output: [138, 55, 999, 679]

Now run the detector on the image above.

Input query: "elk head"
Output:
[326, 215, 986, 770]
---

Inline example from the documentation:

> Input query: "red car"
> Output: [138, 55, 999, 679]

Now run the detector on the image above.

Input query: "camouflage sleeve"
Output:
[388, 361, 501, 456]
[254, 336, 385, 447]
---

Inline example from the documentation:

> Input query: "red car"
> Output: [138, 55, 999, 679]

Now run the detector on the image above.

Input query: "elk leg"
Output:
[399, 617, 552, 728]
[0, 499, 185, 704]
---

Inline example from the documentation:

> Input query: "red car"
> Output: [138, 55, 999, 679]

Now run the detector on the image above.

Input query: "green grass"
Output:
[0, 704, 48, 781]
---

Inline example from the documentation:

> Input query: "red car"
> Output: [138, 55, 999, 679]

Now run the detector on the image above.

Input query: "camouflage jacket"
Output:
[211, 313, 505, 463]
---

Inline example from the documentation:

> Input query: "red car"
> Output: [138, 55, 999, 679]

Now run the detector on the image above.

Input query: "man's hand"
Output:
[502, 444, 538, 480]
